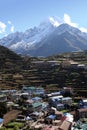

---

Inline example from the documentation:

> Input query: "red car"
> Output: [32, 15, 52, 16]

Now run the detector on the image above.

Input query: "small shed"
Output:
[57, 103, 65, 111]
[75, 108, 87, 120]
[59, 120, 72, 130]
[55, 111, 63, 120]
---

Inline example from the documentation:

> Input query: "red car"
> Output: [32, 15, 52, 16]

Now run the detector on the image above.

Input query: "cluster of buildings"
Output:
[0, 86, 87, 129]
[31, 59, 87, 70]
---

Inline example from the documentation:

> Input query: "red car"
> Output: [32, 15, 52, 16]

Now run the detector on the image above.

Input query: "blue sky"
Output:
[0, 0, 87, 38]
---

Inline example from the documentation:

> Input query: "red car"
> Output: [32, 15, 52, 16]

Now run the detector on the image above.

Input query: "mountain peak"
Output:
[38, 16, 60, 30]
[55, 23, 81, 35]
[58, 23, 78, 29]
[49, 17, 60, 27]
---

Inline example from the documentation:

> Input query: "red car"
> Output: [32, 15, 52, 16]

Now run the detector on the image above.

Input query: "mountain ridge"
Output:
[0, 18, 87, 56]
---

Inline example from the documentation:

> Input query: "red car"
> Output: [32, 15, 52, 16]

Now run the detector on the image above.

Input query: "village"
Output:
[0, 51, 87, 130]
[0, 83, 87, 129]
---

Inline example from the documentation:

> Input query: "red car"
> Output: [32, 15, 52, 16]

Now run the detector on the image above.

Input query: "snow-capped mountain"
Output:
[0, 17, 87, 56]
[0, 18, 57, 50]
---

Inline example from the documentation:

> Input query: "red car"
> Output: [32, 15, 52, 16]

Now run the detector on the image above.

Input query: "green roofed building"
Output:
[24, 102, 42, 112]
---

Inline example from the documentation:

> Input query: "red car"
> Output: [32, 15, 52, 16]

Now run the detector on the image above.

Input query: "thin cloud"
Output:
[79, 27, 87, 33]
[63, 13, 78, 28]
[63, 13, 87, 33]
[7, 20, 15, 33]
[10, 25, 14, 32]
[8, 21, 12, 25]
[0, 21, 6, 33]
[49, 17, 60, 27]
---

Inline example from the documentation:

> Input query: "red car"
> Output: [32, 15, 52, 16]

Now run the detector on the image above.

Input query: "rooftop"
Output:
[32, 102, 42, 108]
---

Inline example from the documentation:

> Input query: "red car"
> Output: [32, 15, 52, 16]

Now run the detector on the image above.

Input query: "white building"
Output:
[61, 97, 72, 105]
